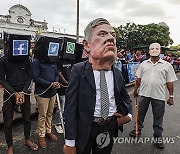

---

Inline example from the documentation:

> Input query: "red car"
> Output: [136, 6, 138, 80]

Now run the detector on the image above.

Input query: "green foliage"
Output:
[166, 50, 180, 56]
[169, 45, 180, 51]
[114, 23, 174, 50]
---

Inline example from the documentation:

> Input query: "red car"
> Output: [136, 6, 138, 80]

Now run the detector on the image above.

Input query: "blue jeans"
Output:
[55, 95, 65, 124]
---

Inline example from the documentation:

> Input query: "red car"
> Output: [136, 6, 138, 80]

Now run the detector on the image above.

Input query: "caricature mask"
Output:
[149, 43, 161, 57]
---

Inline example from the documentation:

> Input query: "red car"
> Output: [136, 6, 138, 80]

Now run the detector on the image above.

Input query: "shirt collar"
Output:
[146, 58, 164, 64]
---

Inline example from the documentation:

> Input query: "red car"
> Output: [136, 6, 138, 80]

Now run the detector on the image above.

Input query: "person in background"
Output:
[140, 51, 150, 62]
[163, 53, 172, 63]
[119, 49, 128, 64]
[29, 41, 35, 62]
[118, 49, 129, 83]
[133, 50, 143, 62]
[129, 43, 177, 149]
[172, 55, 179, 72]
[63, 18, 132, 154]
[114, 50, 123, 72]
[125, 50, 134, 62]
[54, 59, 68, 134]
[32, 58, 60, 149]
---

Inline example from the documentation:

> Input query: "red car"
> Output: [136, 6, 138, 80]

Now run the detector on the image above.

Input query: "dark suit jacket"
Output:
[64, 60, 132, 153]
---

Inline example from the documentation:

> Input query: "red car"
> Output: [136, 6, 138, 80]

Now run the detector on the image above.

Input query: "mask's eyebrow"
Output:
[98, 30, 116, 37]
[150, 47, 160, 50]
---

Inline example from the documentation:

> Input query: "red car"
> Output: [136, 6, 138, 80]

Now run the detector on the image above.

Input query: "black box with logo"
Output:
[34, 35, 62, 63]
[75, 43, 84, 63]
[60, 37, 77, 60]
[3, 32, 31, 61]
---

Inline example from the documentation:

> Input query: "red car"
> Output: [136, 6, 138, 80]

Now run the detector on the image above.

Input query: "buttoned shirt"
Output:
[136, 58, 177, 101]
[93, 70, 117, 117]
[32, 59, 59, 98]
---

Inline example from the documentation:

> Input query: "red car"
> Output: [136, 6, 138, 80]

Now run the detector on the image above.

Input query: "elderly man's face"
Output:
[85, 24, 117, 61]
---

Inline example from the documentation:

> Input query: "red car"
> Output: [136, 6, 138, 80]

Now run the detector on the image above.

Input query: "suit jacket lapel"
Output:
[84, 61, 96, 91]
[112, 66, 120, 96]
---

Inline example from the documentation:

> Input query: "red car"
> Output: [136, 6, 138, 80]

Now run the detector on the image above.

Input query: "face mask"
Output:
[149, 45, 161, 57]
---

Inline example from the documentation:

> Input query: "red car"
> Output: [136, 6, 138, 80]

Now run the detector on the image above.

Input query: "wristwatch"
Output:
[169, 95, 174, 98]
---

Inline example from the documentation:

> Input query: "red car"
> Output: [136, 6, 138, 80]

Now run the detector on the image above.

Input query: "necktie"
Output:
[100, 70, 109, 120]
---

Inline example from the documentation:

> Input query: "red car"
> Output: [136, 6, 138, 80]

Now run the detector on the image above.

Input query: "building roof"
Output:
[9, 4, 31, 16]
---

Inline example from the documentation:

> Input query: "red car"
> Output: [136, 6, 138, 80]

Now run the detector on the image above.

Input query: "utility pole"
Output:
[76, 0, 79, 43]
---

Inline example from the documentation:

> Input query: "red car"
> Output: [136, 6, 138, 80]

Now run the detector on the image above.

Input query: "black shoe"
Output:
[154, 137, 164, 149]
[155, 142, 164, 149]
[129, 130, 141, 137]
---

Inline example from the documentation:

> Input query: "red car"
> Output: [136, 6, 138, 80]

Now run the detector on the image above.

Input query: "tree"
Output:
[114, 22, 173, 50]
[169, 44, 180, 51]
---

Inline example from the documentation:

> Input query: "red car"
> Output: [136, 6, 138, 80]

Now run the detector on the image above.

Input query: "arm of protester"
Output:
[22, 59, 33, 93]
[32, 59, 52, 87]
[166, 82, 174, 106]
[114, 112, 131, 126]
[59, 72, 68, 85]
[133, 78, 141, 98]
[0, 57, 16, 94]
[64, 64, 80, 150]
[51, 82, 61, 89]
[15, 92, 25, 105]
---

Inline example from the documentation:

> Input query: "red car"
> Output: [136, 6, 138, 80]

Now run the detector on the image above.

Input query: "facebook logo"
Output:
[13, 40, 29, 56]
[48, 42, 59, 56]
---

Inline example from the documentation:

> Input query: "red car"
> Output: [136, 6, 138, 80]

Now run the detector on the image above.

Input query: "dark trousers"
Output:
[138, 96, 165, 137]
[2, 91, 31, 147]
[82, 118, 118, 154]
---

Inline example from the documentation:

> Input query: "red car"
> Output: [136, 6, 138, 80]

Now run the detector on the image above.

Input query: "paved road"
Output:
[112, 73, 180, 154]
[0, 74, 180, 154]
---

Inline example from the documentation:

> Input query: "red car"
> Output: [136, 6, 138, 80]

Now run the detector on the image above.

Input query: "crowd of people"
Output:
[0, 17, 178, 154]
[163, 53, 180, 71]
[0, 33, 69, 153]
[113, 48, 180, 84]
[114, 48, 180, 71]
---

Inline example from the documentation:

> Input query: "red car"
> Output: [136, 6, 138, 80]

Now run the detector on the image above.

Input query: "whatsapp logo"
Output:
[66, 42, 75, 54]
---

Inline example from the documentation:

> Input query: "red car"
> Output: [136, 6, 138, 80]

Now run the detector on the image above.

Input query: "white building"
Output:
[0, 4, 83, 49]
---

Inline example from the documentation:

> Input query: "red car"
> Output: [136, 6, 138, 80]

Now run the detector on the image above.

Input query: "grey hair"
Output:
[84, 18, 110, 41]
[149, 43, 161, 50]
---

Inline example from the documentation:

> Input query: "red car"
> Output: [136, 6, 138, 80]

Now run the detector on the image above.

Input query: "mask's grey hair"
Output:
[84, 18, 110, 41]
[149, 43, 161, 50]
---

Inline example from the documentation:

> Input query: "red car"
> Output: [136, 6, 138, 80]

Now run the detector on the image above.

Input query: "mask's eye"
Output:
[99, 31, 106, 37]
[111, 32, 116, 38]
[150, 47, 160, 50]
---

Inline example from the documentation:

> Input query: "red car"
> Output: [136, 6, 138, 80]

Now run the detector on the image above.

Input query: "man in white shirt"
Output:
[129, 43, 177, 149]
[63, 18, 132, 154]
